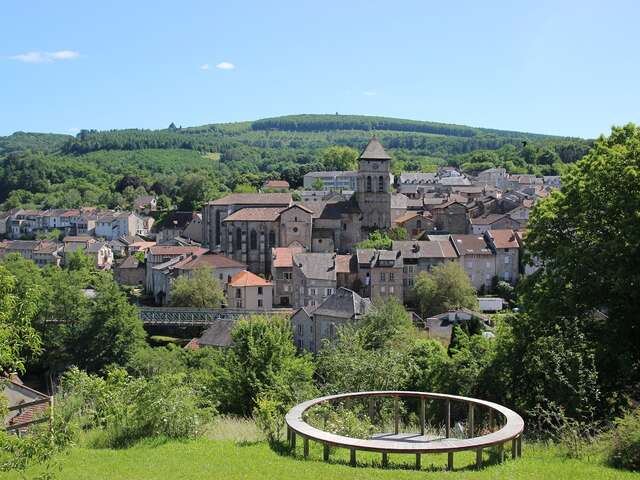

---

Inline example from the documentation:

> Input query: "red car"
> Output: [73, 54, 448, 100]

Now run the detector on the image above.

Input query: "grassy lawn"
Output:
[8, 435, 637, 480]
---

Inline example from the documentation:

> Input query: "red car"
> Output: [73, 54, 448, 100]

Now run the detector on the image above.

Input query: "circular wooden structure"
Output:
[285, 391, 524, 470]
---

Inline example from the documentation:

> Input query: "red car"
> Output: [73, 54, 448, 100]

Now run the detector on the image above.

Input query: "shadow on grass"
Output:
[264, 439, 514, 473]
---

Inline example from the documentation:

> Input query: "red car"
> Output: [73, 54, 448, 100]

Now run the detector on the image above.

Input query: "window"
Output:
[389, 272, 395, 281]
[309, 288, 316, 296]
[380, 272, 386, 282]
[283, 284, 290, 292]
[326, 288, 334, 296]
[235, 228, 243, 250]
[284, 272, 292, 280]
[378, 175, 384, 192]
[258, 287, 263, 295]
[235, 289, 241, 298]
[416, 220, 422, 229]
[297, 324, 303, 335]
[250, 230, 257, 250]
[258, 299, 263, 307]
[504, 256, 511, 264]
[268, 230, 276, 247]
[389, 286, 395, 294]
[215, 210, 221, 245]
[381, 286, 386, 294]
[292, 227, 298, 233]
[366, 176, 372, 192]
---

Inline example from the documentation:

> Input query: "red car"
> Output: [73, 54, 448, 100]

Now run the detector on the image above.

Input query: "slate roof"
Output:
[469, 214, 509, 225]
[392, 240, 458, 259]
[450, 235, 492, 256]
[313, 287, 372, 319]
[117, 255, 141, 270]
[208, 193, 292, 206]
[197, 320, 235, 348]
[223, 207, 284, 222]
[359, 137, 391, 160]
[399, 172, 437, 184]
[149, 245, 206, 256]
[293, 253, 337, 281]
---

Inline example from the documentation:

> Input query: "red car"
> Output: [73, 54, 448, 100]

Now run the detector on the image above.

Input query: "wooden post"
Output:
[291, 431, 296, 450]
[511, 438, 517, 459]
[517, 436, 522, 457]
[287, 426, 291, 443]
[446, 400, 451, 438]
[394, 397, 399, 435]
[415, 453, 421, 470]
[303, 437, 309, 459]
[323, 444, 330, 461]
[420, 397, 425, 436]
[382, 452, 388, 467]
[350, 448, 356, 467]
[468, 404, 475, 438]
[368, 397, 375, 422]
[498, 443, 505, 463]
[476, 448, 483, 469]
[447, 452, 454, 471]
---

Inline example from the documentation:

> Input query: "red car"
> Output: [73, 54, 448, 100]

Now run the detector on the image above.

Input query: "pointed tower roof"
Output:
[359, 137, 391, 160]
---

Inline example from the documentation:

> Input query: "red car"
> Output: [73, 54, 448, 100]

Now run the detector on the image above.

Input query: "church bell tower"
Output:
[356, 137, 392, 230]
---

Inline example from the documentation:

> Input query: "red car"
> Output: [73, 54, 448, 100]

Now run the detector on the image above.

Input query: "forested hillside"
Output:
[0, 114, 592, 211]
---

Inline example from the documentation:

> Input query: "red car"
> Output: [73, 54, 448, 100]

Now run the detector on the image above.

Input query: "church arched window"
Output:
[235, 228, 243, 250]
[215, 210, 221, 245]
[378, 175, 384, 192]
[268, 230, 276, 247]
[250, 230, 257, 250]
[366, 176, 372, 192]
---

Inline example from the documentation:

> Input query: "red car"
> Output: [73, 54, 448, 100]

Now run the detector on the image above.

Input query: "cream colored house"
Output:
[228, 270, 273, 311]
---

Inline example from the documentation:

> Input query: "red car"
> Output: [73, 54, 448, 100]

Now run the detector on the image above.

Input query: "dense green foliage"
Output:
[0, 114, 591, 211]
[412, 262, 479, 317]
[522, 123, 640, 418]
[0, 264, 42, 372]
[168, 266, 226, 308]
[607, 409, 640, 471]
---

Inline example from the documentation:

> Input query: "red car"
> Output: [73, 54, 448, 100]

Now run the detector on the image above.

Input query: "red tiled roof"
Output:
[488, 229, 519, 249]
[229, 270, 272, 287]
[223, 207, 284, 222]
[264, 180, 290, 188]
[175, 252, 246, 270]
[272, 247, 305, 268]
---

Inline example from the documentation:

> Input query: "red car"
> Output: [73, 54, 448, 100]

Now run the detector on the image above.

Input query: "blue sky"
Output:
[1, 0, 638, 138]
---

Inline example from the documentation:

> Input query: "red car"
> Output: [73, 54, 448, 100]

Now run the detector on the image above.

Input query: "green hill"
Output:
[0, 114, 593, 211]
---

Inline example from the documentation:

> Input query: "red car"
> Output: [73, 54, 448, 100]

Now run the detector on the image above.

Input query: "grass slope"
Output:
[8, 437, 636, 480]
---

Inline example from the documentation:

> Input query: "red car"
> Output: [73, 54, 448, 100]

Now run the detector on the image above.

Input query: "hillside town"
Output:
[0, 138, 554, 351]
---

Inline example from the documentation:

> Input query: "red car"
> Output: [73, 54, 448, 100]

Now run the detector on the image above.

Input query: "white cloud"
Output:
[363, 89, 378, 96]
[67, 127, 80, 133]
[9, 50, 80, 63]
[200, 63, 210, 70]
[216, 61, 235, 70]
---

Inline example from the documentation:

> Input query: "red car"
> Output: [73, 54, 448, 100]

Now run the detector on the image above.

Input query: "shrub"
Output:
[253, 396, 286, 444]
[59, 367, 214, 448]
[608, 409, 640, 471]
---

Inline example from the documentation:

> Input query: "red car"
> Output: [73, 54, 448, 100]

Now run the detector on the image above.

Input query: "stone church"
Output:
[202, 138, 405, 275]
